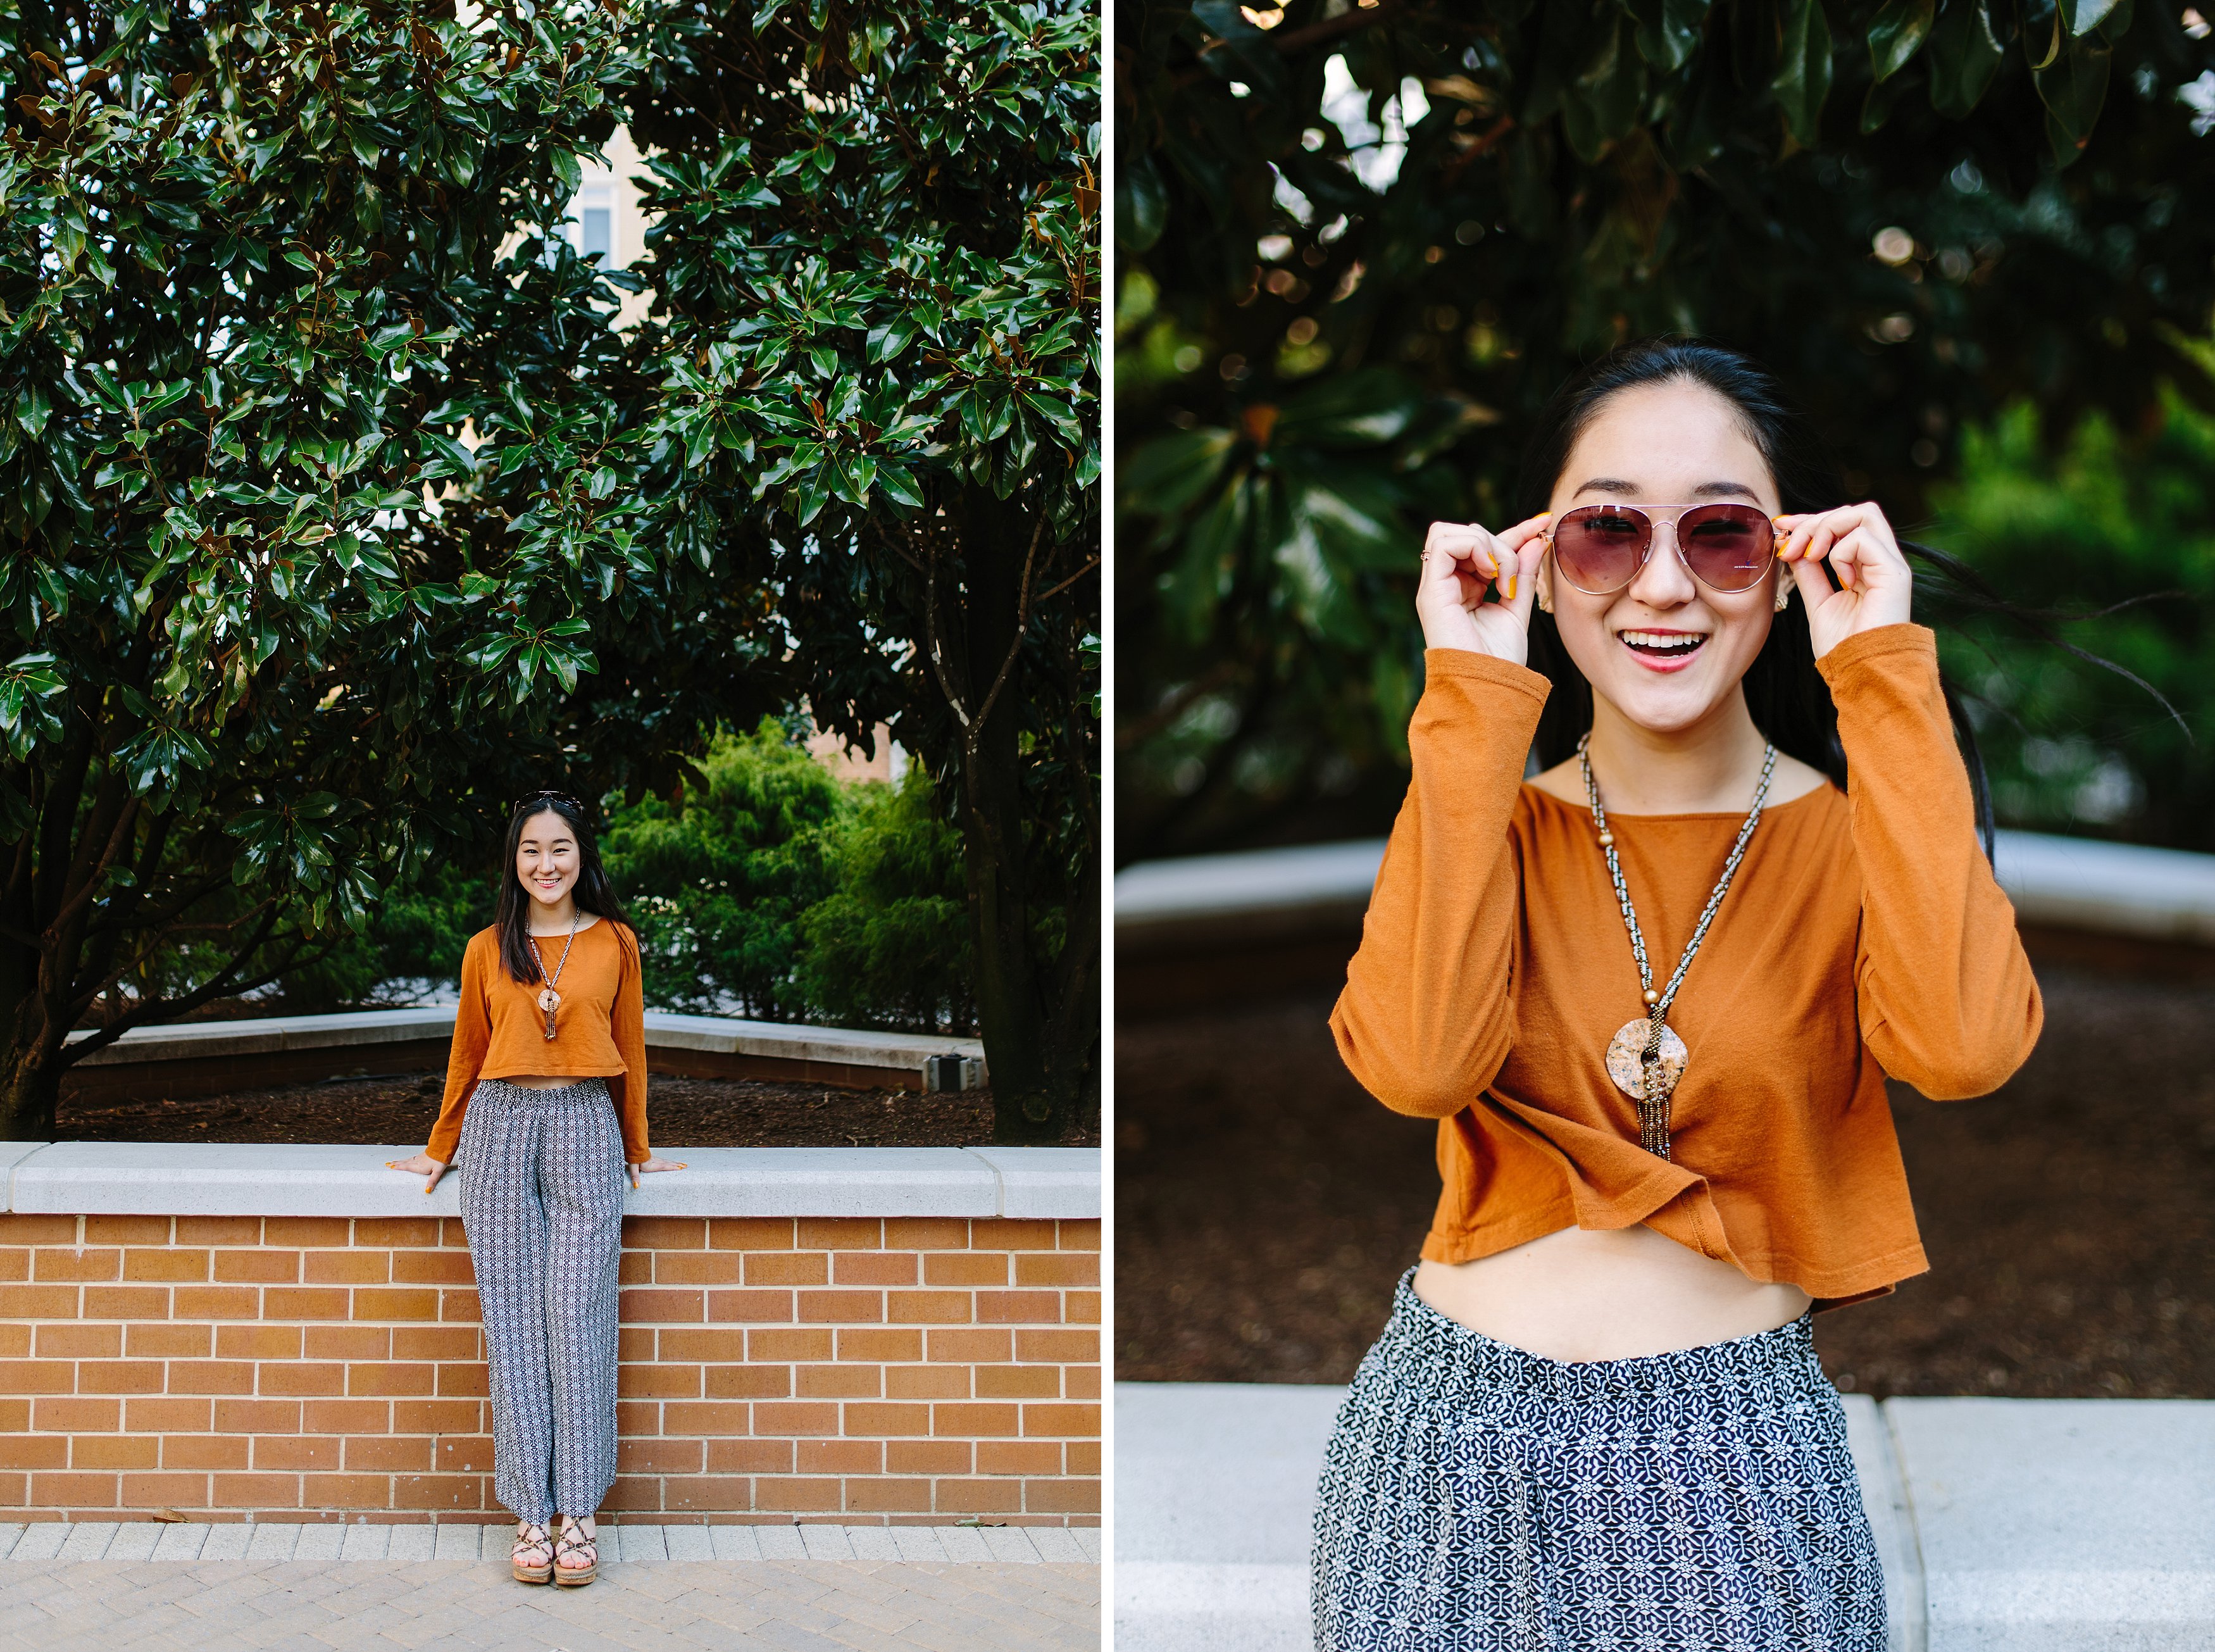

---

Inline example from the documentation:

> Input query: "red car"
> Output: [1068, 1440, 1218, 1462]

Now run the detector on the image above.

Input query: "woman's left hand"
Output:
[628, 1156, 687, 1188]
[1773, 502, 1915, 659]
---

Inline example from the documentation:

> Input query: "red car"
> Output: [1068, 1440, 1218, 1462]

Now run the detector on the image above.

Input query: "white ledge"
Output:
[63, 1008, 985, 1075]
[0, 1143, 1097, 1220]
[1114, 829, 2215, 946]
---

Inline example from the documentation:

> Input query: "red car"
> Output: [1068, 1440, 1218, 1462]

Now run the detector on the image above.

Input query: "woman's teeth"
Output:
[1619, 630, 1706, 654]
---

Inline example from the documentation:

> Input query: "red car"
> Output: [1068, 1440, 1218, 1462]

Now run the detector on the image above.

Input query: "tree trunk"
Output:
[0, 1023, 64, 1142]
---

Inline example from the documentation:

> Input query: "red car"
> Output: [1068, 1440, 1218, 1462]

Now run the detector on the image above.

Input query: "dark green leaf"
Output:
[1868, 0, 1937, 80]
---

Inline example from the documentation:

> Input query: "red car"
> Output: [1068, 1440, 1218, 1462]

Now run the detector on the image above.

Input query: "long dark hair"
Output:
[494, 791, 632, 984]
[1513, 337, 1998, 854]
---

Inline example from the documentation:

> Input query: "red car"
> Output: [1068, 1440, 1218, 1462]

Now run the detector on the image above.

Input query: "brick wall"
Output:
[0, 1211, 1099, 1524]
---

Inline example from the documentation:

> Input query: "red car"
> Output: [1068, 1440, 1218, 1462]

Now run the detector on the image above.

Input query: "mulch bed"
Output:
[57, 1073, 1098, 1150]
[1116, 963, 2215, 1398]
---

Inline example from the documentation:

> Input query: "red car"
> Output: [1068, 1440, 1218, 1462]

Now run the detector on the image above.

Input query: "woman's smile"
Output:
[1616, 626, 1709, 671]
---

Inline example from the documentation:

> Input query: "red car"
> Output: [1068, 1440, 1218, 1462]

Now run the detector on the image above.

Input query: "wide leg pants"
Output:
[458, 1077, 625, 1526]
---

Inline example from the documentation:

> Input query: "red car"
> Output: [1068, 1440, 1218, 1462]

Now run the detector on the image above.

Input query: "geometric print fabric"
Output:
[457, 1078, 627, 1527]
[1311, 1270, 1886, 1651]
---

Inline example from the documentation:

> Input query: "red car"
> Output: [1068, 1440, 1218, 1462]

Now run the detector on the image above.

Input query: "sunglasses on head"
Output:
[1544, 503, 1781, 596]
[515, 788, 583, 811]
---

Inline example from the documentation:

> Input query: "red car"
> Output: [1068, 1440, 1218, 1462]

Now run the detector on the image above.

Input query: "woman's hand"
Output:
[1414, 514, 1550, 663]
[384, 1151, 449, 1196]
[628, 1156, 687, 1189]
[1775, 503, 1915, 658]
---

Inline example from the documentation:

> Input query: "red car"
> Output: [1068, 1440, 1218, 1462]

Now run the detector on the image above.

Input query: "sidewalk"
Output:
[0, 1522, 1099, 1651]
[1116, 1382, 2215, 1652]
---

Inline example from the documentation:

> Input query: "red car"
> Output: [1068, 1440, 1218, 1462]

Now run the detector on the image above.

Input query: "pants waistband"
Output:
[473, 1077, 613, 1107]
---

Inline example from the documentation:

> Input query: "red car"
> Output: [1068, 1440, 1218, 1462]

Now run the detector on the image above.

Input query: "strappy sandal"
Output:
[552, 1515, 597, 1586]
[511, 1521, 553, 1584]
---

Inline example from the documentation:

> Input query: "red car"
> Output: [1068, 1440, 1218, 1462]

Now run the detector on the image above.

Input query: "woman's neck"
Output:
[1583, 687, 1772, 815]
[527, 894, 580, 934]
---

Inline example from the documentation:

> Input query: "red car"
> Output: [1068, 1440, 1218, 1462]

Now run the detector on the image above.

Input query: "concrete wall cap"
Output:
[0, 1141, 1097, 1219]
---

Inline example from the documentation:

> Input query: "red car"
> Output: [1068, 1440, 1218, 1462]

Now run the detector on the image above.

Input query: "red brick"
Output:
[435, 1363, 489, 1398]
[172, 1286, 264, 1320]
[120, 1471, 209, 1506]
[933, 1403, 1021, 1437]
[752, 1475, 842, 1511]
[211, 1472, 303, 1508]
[1025, 1476, 1101, 1513]
[655, 1329, 745, 1363]
[833, 1253, 917, 1287]
[392, 1474, 482, 1510]
[0, 1436, 67, 1470]
[0, 1216, 78, 1244]
[661, 1401, 752, 1436]
[977, 1291, 1061, 1325]
[652, 1252, 746, 1285]
[616, 1399, 658, 1436]
[888, 1291, 971, 1325]
[0, 1361, 73, 1394]
[392, 1250, 473, 1285]
[884, 1218, 970, 1250]
[886, 1366, 971, 1400]
[708, 1217, 794, 1250]
[1066, 1365, 1100, 1399]
[85, 1216, 171, 1246]
[0, 1398, 23, 1429]
[621, 1217, 706, 1249]
[977, 1441, 1063, 1476]
[1057, 1220, 1101, 1251]
[125, 1248, 209, 1282]
[704, 1290, 791, 1323]
[300, 1474, 392, 1508]
[345, 1436, 431, 1472]
[33, 1248, 119, 1282]
[165, 1436, 251, 1471]
[927, 1329, 1010, 1362]
[31, 1471, 119, 1508]
[747, 1327, 832, 1361]
[439, 1219, 470, 1248]
[616, 1437, 703, 1474]
[354, 1218, 439, 1248]
[439, 1289, 480, 1322]
[1015, 1253, 1098, 1287]
[435, 1435, 493, 1472]
[796, 1363, 881, 1399]
[842, 1402, 931, 1436]
[78, 1360, 165, 1394]
[844, 1475, 933, 1511]
[32, 1397, 117, 1432]
[257, 1363, 346, 1396]
[617, 1363, 702, 1399]
[798, 1290, 882, 1324]
[213, 1398, 299, 1433]
[933, 1477, 1025, 1513]
[1066, 1291, 1101, 1324]
[215, 1325, 303, 1361]
[705, 1438, 792, 1473]
[663, 1474, 761, 1510]
[0, 1285, 83, 1318]
[621, 1288, 703, 1323]
[751, 1402, 840, 1436]
[704, 1364, 790, 1399]
[976, 1365, 1061, 1399]
[263, 1218, 350, 1247]
[796, 1439, 880, 1475]
[304, 1399, 393, 1434]
[348, 1363, 434, 1397]
[924, 1253, 1007, 1287]
[619, 1327, 656, 1362]
[887, 1439, 972, 1475]
[618, 1252, 652, 1286]
[173, 1218, 260, 1246]
[797, 1218, 882, 1251]
[743, 1253, 828, 1286]
[213, 1249, 298, 1284]
[82, 1286, 170, 1320]
[602, 1475, 665, 1512]
[1068, 1440, 1100, 1475]
[1015, 1329, 1097, 1363]
[1024, 1403, 1101, 1437]
[254, 1436, 338, 1472]
[303, 1251, 388, 1285]
[354, 1289, 439, 1322]
[260, 1288, 351, 1321]
[126, 1323, 210, 1359]
[392, 1326, 478, 1363]
[835, 1328, 922, 1362]
[34, 1323, 120, 1360]
[392, 1399, 480, 1435]
[970, 1220, 1058, 1251]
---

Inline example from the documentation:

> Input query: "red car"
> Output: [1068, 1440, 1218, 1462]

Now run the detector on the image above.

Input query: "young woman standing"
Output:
[387, 792, 685, 1587]
[1310, 341, 2042, 1648]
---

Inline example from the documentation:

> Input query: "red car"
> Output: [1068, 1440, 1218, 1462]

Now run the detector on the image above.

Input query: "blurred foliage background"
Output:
[1118, 0, 2215, 861]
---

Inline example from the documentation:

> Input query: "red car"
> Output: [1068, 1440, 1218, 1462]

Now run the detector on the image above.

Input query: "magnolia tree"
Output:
[0, 1, 783, 1137]
[623, 0, 1102, 1142]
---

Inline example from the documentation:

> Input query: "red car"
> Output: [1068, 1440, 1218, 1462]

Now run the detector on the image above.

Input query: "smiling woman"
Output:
[1309, 339, 2043, 1648]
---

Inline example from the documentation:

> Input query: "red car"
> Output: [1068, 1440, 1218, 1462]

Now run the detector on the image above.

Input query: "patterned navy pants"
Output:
[458, 1079, 625, 1526]
[1311, 1270, 1886, 1651]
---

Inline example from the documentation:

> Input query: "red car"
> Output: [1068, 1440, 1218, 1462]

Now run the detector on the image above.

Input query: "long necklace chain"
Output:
[1578, 733, 1777, 1157]
[528, 911, 580, 1042]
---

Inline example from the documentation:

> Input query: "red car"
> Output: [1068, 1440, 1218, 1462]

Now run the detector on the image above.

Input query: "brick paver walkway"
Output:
[0, 1524, 1100, 1651]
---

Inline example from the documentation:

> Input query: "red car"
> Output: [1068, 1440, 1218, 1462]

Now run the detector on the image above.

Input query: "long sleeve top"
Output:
[427, 918, 651, 1165]
[1328, 624, 2043, 1306]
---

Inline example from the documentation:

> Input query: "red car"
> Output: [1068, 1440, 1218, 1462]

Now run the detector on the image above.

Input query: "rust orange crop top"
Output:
[1329, 624, 2043, 1306]
[427, 918, 650, 1166]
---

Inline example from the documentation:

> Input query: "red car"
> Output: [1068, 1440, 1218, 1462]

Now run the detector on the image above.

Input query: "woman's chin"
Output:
[1592, 665, 1739, 735]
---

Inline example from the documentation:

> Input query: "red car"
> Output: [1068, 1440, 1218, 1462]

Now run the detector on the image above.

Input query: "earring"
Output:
[1774, 579, 1791, 613]
[1536, 544, 1554, 613]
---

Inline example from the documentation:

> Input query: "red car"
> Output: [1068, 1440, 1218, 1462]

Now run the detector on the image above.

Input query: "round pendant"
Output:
[1606, 1020, 1688, 1101]
[538, 987, 561, 1013]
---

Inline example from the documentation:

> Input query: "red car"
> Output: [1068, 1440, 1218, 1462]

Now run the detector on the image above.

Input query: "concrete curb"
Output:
[0, 1141, 1101, 1219]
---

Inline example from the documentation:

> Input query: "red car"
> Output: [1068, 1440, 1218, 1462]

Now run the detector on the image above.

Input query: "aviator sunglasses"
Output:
[1543, 503, 1781, 596]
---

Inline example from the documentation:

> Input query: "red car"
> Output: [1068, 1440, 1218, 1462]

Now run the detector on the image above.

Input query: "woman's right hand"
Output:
[384, 1151, 449, 1195]
[1415, 514, 1550, 663]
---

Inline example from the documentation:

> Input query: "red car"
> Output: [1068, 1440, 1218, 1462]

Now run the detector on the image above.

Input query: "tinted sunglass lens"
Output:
[1552, 507, 1649, 592]
[1678, 505, 1773, 591]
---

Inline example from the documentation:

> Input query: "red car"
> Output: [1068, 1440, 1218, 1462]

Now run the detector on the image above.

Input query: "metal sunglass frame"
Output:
[1542, 501, 1783, 596]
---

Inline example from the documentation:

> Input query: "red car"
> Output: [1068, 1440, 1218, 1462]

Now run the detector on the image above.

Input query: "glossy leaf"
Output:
[1868, 0, 1937, 80]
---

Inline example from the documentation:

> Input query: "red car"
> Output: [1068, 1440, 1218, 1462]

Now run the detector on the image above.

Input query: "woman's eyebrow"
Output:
[1568, 477, 1764, 501]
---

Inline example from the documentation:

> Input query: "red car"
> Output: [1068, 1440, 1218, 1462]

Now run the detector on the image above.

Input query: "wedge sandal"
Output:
[511, 1521, 553, 1584]
[552, 1517, 597, 1586]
